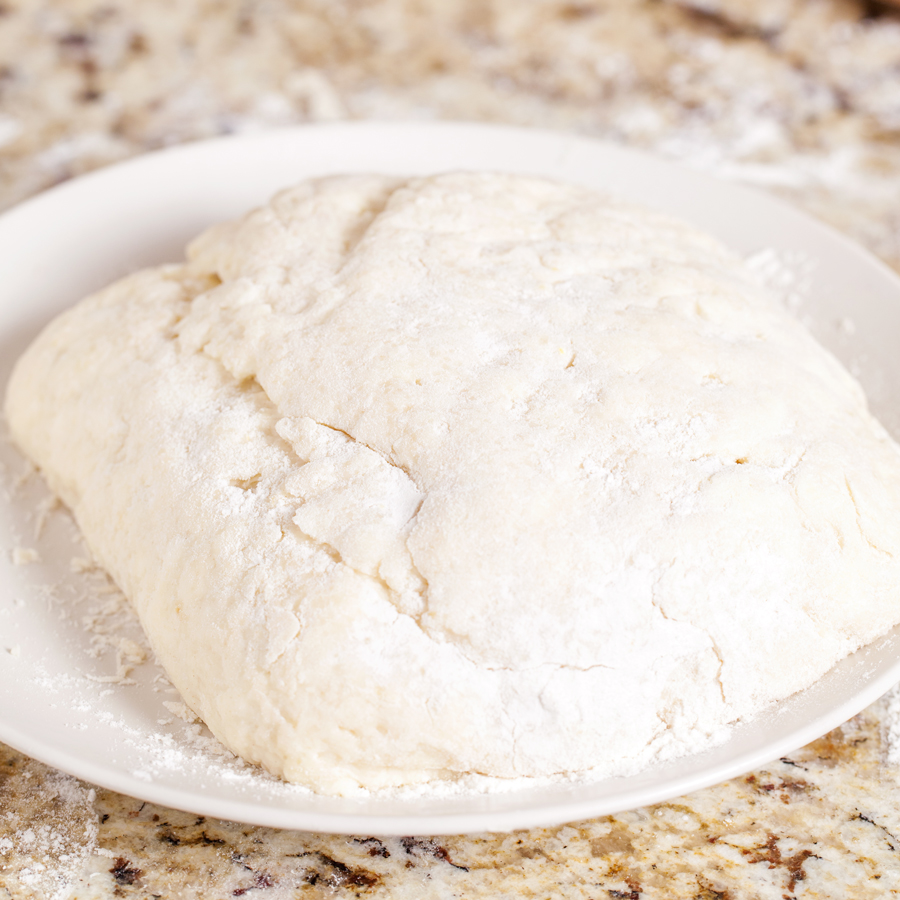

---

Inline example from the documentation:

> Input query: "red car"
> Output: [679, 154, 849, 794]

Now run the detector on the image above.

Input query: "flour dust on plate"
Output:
[2, 123, 900, 834]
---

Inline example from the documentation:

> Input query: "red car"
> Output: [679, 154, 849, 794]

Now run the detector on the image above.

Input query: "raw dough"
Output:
[7, 172, 900, 794]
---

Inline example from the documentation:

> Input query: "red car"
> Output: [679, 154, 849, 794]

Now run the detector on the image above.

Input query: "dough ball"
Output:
[7, 172, 900, 793]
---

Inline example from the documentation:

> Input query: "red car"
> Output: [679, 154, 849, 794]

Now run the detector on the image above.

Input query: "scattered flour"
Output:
[838, 316, 856, 337]
[11, 546, 40, 565]
[0, 765, 99, 900]
[162, 700, 200, 724]
[744, 246, 816, 313]
[882, 683, 900, 767]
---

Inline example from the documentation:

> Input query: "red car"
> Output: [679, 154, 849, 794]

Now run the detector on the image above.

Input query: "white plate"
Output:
[2, 122, 900, 836]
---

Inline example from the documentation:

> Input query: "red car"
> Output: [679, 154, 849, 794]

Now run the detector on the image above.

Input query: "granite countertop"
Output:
[2, 0, 900, 897]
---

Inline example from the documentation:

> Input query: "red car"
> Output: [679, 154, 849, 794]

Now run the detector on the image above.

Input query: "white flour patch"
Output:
[744, 246, 817, 314]
[11, 546, 40, 565]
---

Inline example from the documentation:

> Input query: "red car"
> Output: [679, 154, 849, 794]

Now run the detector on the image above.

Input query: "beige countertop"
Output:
[2, 0, 900, 897]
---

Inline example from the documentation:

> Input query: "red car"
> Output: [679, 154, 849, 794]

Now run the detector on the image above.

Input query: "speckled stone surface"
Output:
[2, 1, 900, 897]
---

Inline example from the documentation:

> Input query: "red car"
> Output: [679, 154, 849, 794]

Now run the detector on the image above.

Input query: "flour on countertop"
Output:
[3, 0, 899, 278]
[0, 765, 99, 900]
[881, 683, 900, 767]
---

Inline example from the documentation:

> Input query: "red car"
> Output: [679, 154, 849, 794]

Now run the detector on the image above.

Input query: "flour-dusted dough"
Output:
[7, 172, 900, 793]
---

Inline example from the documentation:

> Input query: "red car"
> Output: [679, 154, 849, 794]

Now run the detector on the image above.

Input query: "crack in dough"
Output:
[311, 421, 423, 490]
[845, 476, 895, 558]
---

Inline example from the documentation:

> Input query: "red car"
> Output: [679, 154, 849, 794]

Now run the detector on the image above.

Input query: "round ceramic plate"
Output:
[2, 122, 900, 835]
